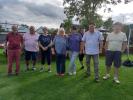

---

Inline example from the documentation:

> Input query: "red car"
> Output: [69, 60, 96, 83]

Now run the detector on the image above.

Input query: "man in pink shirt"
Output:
[23, 26, 39, 71]
[5, 25, 23, 76]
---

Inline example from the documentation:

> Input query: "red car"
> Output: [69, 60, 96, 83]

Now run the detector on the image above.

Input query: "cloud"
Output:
[112, 13, 133, 24]
[0, 0, 65, 28]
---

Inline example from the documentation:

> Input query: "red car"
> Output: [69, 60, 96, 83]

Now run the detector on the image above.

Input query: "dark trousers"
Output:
[41, 50, 51, 65]
[56, 54, 66, 74]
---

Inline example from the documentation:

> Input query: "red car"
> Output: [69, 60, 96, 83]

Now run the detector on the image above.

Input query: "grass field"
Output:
[0, 51, 133, 100]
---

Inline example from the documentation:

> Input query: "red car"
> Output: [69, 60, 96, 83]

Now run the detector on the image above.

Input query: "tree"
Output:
[80, 15, 104, 29]
[63, 0, 132, 26]
[103, 17, 113, 31]
[63, 18, 72, 34]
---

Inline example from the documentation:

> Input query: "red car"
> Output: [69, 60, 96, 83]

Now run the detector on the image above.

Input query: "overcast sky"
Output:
[0, 0, 133, 28]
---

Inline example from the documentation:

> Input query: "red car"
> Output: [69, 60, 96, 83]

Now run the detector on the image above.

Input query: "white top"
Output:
[82, 31, 104, 55]
[106, 32, 127, 51]
[23, 33, 39, 52]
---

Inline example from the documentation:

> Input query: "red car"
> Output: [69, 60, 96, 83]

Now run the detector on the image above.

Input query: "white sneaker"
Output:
[113, 77, 120, 84]
[32, 67, 36, 71]
[68, 72, 73, 76]
[40, 67, 44, 72]
[73, 72, 76, 75]
[103, 74, 110, 80]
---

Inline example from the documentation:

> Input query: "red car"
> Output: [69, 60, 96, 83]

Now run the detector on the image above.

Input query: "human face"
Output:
[43, 27, 48, 34]
[113, 25, 122, 33]
[12, 25, 18, 33]
[89, 24, 95, 33]
[29, 26, 35, 34]
[59, 30, 65, 36]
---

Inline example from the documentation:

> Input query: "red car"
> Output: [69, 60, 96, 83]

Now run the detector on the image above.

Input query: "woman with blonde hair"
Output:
[52, 28, 68, 76]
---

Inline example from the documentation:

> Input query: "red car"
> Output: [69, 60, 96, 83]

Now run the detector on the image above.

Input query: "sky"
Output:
[0, 0, 133, 28]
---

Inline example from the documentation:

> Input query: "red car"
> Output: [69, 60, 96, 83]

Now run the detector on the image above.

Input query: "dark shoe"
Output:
[15, 73, 19, 76]
[95, 78, 100, 83]
[25, 68, 30, 72]
[80, 66, 84, 70]
[8, 73, 13, 77]
[84, 74, 91, 78]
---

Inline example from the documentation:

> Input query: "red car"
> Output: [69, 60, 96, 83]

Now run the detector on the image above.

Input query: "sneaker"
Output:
[8, 73, 13, 77]
[40, 67, 44, 72]
[95, 78, 100, 83]
[103, 74, 110, 80]
[32, 67, 36, 71]
[60, 73, 65, 76]
[113, 77, 120, 84]
[68, 72, 73, 76]
[73, 72, 76, 75]
[25, 67, 30, 72]
[48, 69, 52, 73]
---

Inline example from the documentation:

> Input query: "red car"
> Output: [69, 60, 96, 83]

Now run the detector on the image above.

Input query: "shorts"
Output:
[105, 50, 122, 68]
[25, 50, 38, 61]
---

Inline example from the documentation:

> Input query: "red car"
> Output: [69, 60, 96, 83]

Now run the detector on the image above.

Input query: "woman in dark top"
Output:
[38, 27, 52, 72]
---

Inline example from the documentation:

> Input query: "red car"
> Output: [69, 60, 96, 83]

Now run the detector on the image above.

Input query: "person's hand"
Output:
[43, 47, 48, 51]
[52, 50, 55, 55]
[79, 51, 82, 54]
[99, 49, 102, 54]
[121, 49, 125, 53]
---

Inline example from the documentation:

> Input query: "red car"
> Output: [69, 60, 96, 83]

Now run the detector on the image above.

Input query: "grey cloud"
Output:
[0, 0, 65, 27]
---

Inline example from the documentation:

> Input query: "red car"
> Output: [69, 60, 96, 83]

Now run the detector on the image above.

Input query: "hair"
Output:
[57, 28, 65, 35]
[89, 22, 95, 26]
[72, 26, 77, 30]
[43, 27, 48, 30]
[113, 22, 123, 27]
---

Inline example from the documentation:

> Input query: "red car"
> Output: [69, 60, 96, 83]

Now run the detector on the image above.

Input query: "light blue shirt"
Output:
[82, 31, 103, 55]
[53, 35, 68, 55]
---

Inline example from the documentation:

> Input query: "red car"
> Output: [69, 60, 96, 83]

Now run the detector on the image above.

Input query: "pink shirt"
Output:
[23, 33, 39, 52]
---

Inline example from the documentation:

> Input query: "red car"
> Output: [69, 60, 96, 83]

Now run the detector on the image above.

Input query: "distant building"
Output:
[36, 26, 44, 34]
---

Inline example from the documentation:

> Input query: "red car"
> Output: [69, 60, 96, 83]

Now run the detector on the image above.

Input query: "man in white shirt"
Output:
[103, 22, 127, 84]
[82, 22, 103, 82]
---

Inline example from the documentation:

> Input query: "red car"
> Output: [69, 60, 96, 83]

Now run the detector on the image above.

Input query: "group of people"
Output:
[5, 22, 127, 84]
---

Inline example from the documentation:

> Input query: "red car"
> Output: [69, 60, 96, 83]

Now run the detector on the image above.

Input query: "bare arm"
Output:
[80, 41, 85, 54]
[99, 40, 103, 53]
[122, 41, 127, 52]
[38, 42, 45, 50]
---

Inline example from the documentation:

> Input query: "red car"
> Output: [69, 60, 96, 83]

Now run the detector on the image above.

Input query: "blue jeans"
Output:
[68, 51, 79, 73]
[56, 54, 66, 74]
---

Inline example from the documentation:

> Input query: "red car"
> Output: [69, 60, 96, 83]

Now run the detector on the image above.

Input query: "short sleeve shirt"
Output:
[53, 35, 67, 55]
[106, 32, 127, 51]
[68, 33, 82, 52]
[82, 31, 104, 55]
[38, 34, 52, 50]
[6, 32, 23, 50]
[23, 33, 39, 52]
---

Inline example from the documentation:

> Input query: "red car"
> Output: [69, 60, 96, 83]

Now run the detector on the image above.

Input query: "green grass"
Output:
[0, 53, 133, 100]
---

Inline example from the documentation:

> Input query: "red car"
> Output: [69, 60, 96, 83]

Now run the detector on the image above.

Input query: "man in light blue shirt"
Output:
[82, 22, 103, 82]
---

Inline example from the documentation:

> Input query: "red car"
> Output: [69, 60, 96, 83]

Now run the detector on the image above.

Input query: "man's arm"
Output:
[80, 41, 85, 54]
[99, 40, 103, 53]
[122, 41, 127, 52]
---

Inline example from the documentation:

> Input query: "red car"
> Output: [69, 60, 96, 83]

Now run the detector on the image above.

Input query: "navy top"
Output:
[38, 34, 52, 50]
